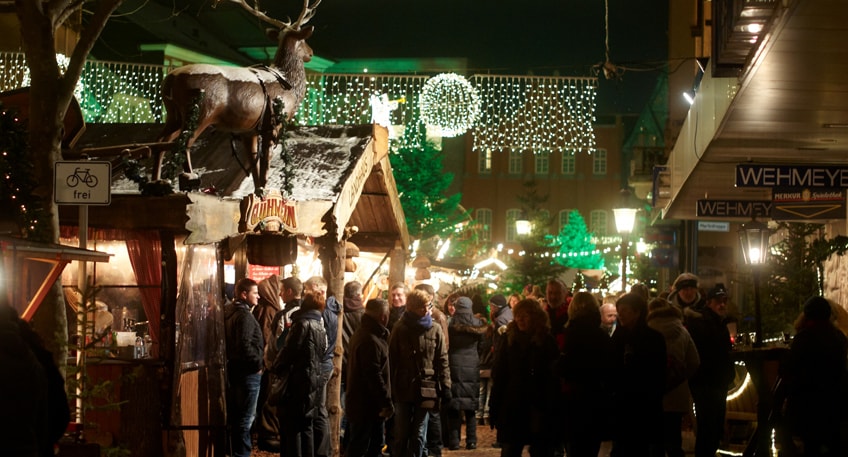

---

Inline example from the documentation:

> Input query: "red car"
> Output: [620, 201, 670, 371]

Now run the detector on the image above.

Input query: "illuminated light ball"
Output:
[418, 73, 480, 137]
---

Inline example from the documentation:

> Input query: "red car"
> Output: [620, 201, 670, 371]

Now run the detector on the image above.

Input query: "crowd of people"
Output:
[220, 272, 848, 457]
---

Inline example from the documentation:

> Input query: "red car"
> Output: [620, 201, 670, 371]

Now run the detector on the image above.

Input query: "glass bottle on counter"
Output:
[135, 335, 144, 359]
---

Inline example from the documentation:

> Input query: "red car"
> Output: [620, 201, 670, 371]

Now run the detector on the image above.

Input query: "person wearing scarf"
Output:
[388, 289, 450, 457]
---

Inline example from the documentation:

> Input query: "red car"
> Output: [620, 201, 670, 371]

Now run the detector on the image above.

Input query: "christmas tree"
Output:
[550, 209, 605, 270]
[390, 140, 467, 242]
[0, 103, 48, 239]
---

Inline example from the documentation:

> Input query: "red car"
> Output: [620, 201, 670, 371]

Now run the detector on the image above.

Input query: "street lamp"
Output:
[613, 190, 638, 293]
[738, 218, 770, 347]
[515, 212, 532, 236]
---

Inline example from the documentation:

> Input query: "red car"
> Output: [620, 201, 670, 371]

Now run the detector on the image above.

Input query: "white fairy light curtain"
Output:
[295, 73, 430, 150]
[0, 52, 598, 154]
[472, 75, 598, 155]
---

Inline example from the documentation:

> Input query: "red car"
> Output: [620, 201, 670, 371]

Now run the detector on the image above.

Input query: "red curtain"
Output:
[124, 230, 162, 357]
[62, 227, 163, 357]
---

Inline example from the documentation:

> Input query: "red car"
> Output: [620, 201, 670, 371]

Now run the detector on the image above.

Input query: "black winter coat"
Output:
[610, 323, 666, 442]
[447, 313, 486, 410]
[489, 326, 559, 445]
[345, 313, 392, 422]
[273, 308, 327, 421]
[783, 319, 848, 436]
[685, 307, 734, 391]
[557, 315, 616, 441]
[224, 300, 265, 378]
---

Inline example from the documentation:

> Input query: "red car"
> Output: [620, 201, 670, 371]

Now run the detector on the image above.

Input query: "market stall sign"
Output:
[240, 189, 298, 233]
[696, 199, 772, 218]
[736, 164, 848, 188]
[771, 188, 845, 220]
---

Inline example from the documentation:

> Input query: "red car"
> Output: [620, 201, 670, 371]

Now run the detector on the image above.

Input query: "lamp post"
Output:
[515, 216, 532, 236]
[738, 218, 770, 347]
[613, 190, 638, 293]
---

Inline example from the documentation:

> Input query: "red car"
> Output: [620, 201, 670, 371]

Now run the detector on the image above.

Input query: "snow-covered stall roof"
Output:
[60, 124, 408, 251]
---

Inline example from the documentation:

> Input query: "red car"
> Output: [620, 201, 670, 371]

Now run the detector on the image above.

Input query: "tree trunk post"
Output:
[318, 219, 346, 457]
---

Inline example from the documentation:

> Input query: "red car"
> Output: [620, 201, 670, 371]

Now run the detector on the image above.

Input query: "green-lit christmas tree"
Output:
[390, 140, 467, 242]
[550, 209, 605, 270]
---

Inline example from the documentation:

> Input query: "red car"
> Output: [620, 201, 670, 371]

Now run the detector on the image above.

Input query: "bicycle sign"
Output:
[55, 161, 111, 205]
[66, 167, 99, 188]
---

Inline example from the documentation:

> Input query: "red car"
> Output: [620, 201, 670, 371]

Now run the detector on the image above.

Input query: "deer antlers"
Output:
[215, 0, 321, 30]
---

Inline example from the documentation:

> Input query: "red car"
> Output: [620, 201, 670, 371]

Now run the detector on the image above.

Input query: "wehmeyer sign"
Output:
[736, 164, 848, 188]
[696, 200, 772, 218]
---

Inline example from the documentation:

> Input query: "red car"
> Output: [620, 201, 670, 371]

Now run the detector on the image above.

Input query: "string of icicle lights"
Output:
[472, 75, 598, 155]
[1, 52, 598, 155]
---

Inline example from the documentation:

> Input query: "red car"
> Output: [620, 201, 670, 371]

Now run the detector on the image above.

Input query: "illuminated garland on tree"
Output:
[0, 104, 49, 239]
[272, 96, 294, 197]
[418, 73, 480, 137]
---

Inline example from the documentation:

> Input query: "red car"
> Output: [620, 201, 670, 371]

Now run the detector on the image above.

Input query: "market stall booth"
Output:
[58, 123, 408, 456]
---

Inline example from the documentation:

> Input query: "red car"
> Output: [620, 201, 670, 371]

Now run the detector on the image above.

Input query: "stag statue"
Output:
[154, 0, 321, 196]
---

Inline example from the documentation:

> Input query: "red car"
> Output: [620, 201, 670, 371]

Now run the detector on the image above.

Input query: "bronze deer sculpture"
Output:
[154, 0, 321, 197]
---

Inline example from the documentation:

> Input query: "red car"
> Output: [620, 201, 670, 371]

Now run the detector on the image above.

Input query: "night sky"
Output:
[305, 0, 669, 115]
[97, 0, 669, 115]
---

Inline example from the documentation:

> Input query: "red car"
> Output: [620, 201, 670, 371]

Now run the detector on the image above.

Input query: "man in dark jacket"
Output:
[341, 280, 365, 450]
[545, 278, 570, 349]
[387, 282, 407, 331]
[685, 284, 735, 457]
[346, 298, 394, 457]
[611, 292, 667, 457]
[224, 277, 264, 457]
[389, 289, 451, 457]
[254, 274, 284, 451]
[782, 296, 848, 456]
[273, 294, 328, 457]
[415, 282, 448, 457]
[257, 275, 303, 451]
[446, 296, 486, 450]
[304, 276, 340, 457]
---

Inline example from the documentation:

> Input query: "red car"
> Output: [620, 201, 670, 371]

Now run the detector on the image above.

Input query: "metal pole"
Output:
[76, 205, 88, 424]
[753, 268, 763, 348]
[621, 236, 628, 293]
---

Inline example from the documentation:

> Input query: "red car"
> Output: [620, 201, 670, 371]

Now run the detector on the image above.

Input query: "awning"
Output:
[1, 236, 111, 321]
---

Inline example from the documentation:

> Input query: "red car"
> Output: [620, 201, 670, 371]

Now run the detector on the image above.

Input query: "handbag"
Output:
[419, 376, 438, 410]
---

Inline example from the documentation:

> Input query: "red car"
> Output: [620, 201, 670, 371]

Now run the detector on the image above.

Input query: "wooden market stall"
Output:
[57, 122, 409, 456]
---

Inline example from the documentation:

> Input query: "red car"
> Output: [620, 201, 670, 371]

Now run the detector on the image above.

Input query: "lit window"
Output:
[479, 149, 492, 174]
[593, 149, 607, 175]
[476, 208, 492, 241]
[562, 152, 576, 175]
[535, 152, 549, 175]
[559, 209, 572, 234]
[590, 210, 608, 236]
[508, 150, 522, 174]
[506, 208, 521, 242]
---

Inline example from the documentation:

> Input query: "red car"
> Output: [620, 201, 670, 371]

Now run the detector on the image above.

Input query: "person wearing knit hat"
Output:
[489, 294, 513, 329]
[685, 281, 734, 457]
[668, 272, 704, 311]
[783, 296, 848, 456]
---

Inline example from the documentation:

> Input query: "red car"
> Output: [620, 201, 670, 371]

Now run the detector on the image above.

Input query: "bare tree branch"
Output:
[60, 0, 122, 99]
[55, 0, 87, 28]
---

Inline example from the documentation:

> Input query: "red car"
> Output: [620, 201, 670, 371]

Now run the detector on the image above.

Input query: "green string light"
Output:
[1, 53, 598, 157]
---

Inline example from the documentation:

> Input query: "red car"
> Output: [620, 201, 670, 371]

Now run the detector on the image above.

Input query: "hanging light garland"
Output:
[472, 75, 597, 155]
[1, 52, 598, 155]
[418, 73, 480, 138]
